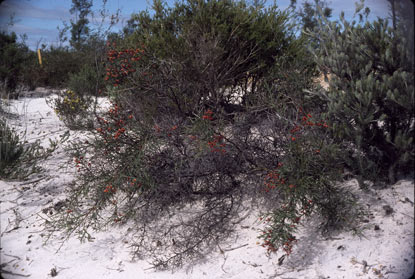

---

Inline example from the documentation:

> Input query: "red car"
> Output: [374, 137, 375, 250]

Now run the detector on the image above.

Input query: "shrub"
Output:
[0, 31, 31, 96]
[258, 109, 365, 255]
[0, 119, 24, 176]
[47, 89, 94, 129]
[115, 0, 308, 120]
[307, 7, 414, 184]
[0, 116, 65, 179]
[67, 60, 100, 97]
[45, 0, 364, 269]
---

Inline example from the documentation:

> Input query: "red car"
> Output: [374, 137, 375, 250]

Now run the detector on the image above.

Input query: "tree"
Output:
[69, 0, 93, 50]
[290, 0, 332, 32]
[0, 31, 31, 95]
[386, 0, 414, 63]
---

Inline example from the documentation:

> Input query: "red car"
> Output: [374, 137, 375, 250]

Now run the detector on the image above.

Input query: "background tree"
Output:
[386, 0, 414, 62]
[290, 0, 332, 32]
[0, 31, 31, 96]
[69, 0, 93, 50]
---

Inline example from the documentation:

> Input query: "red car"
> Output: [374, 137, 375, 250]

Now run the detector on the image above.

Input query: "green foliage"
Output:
[0, 31, 31, 95]
[307, 8, 414, 184]
[0, 119, 24, 176]
[22, 46, 83, 90]
[0, 116, 65, 179]
[119, 0, 306, 120]
[258, 110, 365, 254]
[69, 0, 93, 50]
[290, 0, 332, 32]
[44, 0, 369, 269]
[67, 63, 100, 97]
[47, 89, 93, 129]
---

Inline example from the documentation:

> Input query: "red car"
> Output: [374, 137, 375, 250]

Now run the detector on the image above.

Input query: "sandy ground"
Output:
[1, 96, 414, 279]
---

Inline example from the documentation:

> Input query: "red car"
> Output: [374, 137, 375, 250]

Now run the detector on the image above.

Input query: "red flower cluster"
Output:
[207, 134, 226, 153]
[263, 163, 284, 192]
[96, 103, 132, 144]
[202, 109, 213, 120]
[282, 236, 297, 255]
[126, 177, 142, 188]
[258, 214, 299, 255]
[105, 41, 144, 87]
[104, 184, 116, 193]
[289, 109, 329, 142]
[73, 156, 92, 172]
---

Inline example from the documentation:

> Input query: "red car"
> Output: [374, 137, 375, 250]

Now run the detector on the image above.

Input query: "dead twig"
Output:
[220, 254, 228, 273]
[4, 253, 22, 260]
[0, 269, 31, 277]
[223, 243, 248, 252]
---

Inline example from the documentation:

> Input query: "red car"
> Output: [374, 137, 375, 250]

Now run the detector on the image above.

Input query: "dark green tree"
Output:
[386, 0, 414, 59]
[69, 0, 93, 50]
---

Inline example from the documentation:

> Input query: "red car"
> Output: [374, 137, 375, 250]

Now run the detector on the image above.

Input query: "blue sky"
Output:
[0, 0, 391, 50]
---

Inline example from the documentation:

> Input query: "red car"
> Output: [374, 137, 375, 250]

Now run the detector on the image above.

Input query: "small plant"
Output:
[0, 119, 24, 176]
[0, 117, 66, 179]
[48, 89, 93, 129]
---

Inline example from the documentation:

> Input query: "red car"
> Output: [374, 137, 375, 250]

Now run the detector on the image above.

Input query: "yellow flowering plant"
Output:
[47, 89, 92, 129]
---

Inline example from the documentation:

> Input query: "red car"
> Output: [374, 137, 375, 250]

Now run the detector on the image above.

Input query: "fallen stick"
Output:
[223, 243, 248, 252]
[0, 269, 31, 277]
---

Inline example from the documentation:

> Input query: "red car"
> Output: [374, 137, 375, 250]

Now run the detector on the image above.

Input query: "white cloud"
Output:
[0, 1, 71, 23]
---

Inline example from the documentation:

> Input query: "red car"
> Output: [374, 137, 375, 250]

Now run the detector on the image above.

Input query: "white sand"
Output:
[1, 97, 414, 279]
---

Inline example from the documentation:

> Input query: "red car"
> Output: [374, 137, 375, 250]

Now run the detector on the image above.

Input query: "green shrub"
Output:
[307, 8, 414, 184]
[0, 119, 24, 176]
[45, 0, 364, 269]
[0, 116, 64, 179]
[67, 63, 99, 97]
[258, 110, 365, 254]
[0, 31, 31, 96]
[47, 89, 93, 129]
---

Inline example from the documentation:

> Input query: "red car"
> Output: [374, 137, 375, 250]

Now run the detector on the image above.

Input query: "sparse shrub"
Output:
[258, 109, 365, 255]
[48, 89, 93, 129]
[0, 119, 24, 176]
[0, 115, 65, 179]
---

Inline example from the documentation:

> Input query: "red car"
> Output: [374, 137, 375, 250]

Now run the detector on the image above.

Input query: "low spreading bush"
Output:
[43, 0, 384, 270]
[48, 89, 94, 129]
[0, 119, 24, 176]
[0, 116, 65, 179]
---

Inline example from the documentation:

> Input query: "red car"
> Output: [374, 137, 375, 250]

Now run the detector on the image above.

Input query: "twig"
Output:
[220, 254, 228, 273]
[242, 260, 262, 268]
[400, 212, 414, 219]
[0, 269, 31, 277]
[1, 211, 22, 236]
[4, 253, 22, 260]
[223, 243, 248, 252]
[19, 177, 45, 186]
